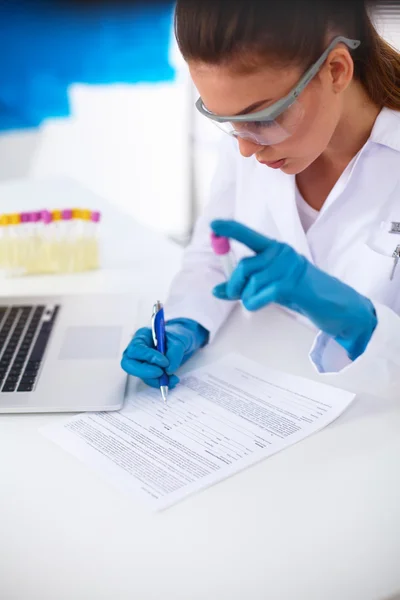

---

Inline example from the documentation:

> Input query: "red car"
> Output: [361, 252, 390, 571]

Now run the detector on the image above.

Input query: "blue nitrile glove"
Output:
[211, 220, 377, 361]
[121, 318, 209, 389]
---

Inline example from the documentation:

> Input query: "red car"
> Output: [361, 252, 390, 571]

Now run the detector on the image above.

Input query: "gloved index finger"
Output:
[211, 220, 272, 254]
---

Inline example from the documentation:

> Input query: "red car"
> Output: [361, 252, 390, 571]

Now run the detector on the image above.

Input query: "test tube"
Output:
[72, 208, 84, 272]
[210, 232, 236, 278]
[8, 213, 22, 274]
[81, 209, 92, 271]
[89, 210, 101, 270]
[20, 212, 32, 271]
[211, 231, 251, 315]
[25, 211, 42, 274]
[61, 209, 73, 272]
[0, 214, 10, 269]
[51, 209, 63, 273]
[40, 210, 54, 273]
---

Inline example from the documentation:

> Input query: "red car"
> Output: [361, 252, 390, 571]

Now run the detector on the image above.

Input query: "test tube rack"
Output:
[0, 208, 101, 276]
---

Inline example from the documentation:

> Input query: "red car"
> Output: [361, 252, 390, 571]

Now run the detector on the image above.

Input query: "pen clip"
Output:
[151, 301, 162, 348]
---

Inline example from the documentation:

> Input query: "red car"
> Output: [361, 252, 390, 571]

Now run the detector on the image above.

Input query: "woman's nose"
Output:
[237, 137, 261, 158]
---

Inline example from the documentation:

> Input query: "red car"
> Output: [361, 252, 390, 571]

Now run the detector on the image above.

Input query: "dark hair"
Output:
[175, 0, 400, 110]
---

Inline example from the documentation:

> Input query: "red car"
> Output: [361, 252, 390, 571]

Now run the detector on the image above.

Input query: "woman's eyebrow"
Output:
[234, 98, 272, 116]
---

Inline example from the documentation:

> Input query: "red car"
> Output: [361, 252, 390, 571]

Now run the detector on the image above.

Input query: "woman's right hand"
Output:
[121, 318, 209, 389]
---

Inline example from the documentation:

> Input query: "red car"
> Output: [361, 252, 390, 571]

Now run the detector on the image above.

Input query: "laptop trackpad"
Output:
[59, 326, 122, 360]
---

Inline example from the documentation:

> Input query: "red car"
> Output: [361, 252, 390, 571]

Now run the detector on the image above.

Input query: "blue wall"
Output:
[0, 1, 176, 130]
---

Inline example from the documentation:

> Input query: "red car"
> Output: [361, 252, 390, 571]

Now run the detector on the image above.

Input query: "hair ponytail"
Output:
[356, 7, 400, 109]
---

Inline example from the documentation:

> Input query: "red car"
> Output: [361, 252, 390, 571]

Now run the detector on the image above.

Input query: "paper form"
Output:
[41, 354, 355, 511]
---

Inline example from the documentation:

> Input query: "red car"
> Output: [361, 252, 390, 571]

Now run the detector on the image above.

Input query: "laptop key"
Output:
[2, 382, 17, 392]
[20, 377, 35, 386]
[25, 360, 41, 370]
[17, 383, 34, 392]
[29, 318, 57, 363]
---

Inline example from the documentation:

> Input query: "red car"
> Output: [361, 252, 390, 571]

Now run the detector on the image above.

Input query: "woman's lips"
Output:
[259, 158, 286, 169]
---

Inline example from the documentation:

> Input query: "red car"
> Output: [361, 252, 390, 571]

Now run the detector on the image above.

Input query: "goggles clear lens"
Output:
[212, 100, 305, 145]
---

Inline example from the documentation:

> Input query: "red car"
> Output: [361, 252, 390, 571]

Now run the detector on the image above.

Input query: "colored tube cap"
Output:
[211, 232, 231, 255]
[61, 209, 73, 221]
[26, 212, 40, 223]
[91, 211, 101, 223]
[40, 210, 53, 224]
[72, 208, 83, 219]
[9, 213, 21, 225]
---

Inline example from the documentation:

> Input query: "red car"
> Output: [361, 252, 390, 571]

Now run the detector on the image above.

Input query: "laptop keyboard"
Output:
[0, 304, 59, 392]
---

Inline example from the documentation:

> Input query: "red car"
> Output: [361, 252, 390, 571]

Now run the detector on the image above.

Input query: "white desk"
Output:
[1, 180, 400, 600]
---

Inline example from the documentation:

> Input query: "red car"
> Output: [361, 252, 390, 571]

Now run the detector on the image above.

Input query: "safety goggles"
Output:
[196, 36, 360, 146]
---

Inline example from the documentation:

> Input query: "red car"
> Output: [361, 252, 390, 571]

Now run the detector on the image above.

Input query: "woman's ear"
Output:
[328, 48, 354, 94]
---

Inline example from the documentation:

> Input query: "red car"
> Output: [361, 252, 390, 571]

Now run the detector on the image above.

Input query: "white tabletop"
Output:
[1, 180, 399, 600]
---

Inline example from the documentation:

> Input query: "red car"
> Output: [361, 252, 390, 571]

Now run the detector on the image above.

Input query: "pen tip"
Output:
[161, 386, 168, 403]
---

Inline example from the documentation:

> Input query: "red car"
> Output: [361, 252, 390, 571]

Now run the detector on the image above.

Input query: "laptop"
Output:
[0, 294, 136, 413]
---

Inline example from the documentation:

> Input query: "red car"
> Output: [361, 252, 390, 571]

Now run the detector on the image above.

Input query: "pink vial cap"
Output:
[61, 209, 73, 221]
[40, 210, 53, 224]
[28, 212, 40, 223]
[91, 211, 101, 223]
[211, 232, 231, 255]
[20, 212, 30, 223]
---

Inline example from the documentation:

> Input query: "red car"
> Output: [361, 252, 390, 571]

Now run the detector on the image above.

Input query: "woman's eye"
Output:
[234, 120, 276, 132]
[253, 121, 275, 130]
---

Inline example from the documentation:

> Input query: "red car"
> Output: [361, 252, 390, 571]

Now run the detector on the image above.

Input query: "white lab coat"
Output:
[165, 107, 400, 397]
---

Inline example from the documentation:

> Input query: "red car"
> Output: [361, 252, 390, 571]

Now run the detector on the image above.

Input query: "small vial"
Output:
[80, 209, 92, 271]
[210, 232, 236, 278]
[40, 210, 54, 273]
[211, 231, 251, 315]
[72, 208, 84, 272]
[61, 209, 73, 272]
[18, 213, 30, 270]
[8, 213, 22, 275]
[25, 212, 41, 274]
[88, 210, 101, 270]
[51, 209, 63, 273]
[0, 214, 10, 269]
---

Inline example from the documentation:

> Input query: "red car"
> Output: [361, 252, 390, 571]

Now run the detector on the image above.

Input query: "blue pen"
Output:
[151, 301, 168, 403]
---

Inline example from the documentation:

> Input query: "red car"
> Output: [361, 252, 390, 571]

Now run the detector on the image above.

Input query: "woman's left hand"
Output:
[211, 219, 377, 361]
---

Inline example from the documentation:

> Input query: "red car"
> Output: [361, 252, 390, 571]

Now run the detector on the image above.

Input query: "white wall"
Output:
[375, 4, 400, 49]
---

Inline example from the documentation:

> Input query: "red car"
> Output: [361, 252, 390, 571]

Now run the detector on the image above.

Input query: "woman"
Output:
[122, 0, 400, 397]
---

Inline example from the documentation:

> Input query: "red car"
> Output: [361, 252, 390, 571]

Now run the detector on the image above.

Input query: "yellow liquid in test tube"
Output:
[71, 208, 83, 272]
[50, 210, 63, 273]
[89, 211, 101, 270]
[81, 209, 92, 270]
[0, 208, 101, 276]
[0, 214, 9, 269]
[9, 213, 22, 275]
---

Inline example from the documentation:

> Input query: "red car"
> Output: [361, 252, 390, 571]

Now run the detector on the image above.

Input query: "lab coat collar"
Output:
[314, 108, 400, 219]
[370, 107, 400, 153]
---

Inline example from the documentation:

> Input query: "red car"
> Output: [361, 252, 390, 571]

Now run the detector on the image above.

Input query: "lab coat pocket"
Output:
[356, 238, 400, 310]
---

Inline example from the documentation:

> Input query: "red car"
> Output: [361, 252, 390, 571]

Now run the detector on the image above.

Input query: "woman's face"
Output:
[189, 56, 347, 175]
